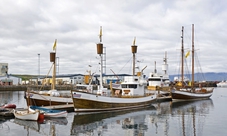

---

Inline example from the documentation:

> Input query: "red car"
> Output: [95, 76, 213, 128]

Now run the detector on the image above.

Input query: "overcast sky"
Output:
[0, 0, 226, 77]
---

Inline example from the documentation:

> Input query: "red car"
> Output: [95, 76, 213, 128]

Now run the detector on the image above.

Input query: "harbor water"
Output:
[0, 87, 226, 136]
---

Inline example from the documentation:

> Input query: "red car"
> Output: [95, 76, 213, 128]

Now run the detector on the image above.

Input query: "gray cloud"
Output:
[0, 0, 226, 78]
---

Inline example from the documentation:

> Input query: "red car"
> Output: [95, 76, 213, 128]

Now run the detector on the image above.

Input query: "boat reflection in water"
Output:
[171, 99, 214, 136]
[13, 117, 68, 136]
[71, 105, 161, 136]
[71, 99, 213, 136]
[0, 91, 13, 105]
[14, 118, 40, 132]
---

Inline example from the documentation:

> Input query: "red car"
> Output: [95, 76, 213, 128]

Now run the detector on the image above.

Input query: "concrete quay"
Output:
[0, 85, 73, 91]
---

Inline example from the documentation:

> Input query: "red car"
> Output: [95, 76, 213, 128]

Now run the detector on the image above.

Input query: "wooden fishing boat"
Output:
[29, 106, 67, 118]
[71, 28, 157, 112]
[171, 24, 214, 100]
[24, 40, 73, 110]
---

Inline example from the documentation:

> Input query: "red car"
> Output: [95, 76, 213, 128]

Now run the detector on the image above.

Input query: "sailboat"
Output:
[25, 40, 73, 111]
[171, 24, 214, 100]
[71, 27, 157, 112]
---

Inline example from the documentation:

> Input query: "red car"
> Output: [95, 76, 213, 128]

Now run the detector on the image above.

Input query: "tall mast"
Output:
[192, 24, 195, 88]
[97, 26, 103, 90]
[51, 39, 57, 90]
[52, 57, 56, 90]
[162, 51, 168, 75]
[50, 52, 56, 90]
[131, 37, 137, 76]
[154, 61, 157, 73]
[181, 26, 184, 83]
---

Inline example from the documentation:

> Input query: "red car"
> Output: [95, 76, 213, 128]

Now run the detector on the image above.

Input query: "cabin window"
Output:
[122, 84, 137, 88]
[163, 79, 168, 82]
[148, 78, 161, 81]
[76, 86, 87, 89]
[129, 84, 137, 89]
[122, 84, 127, 88]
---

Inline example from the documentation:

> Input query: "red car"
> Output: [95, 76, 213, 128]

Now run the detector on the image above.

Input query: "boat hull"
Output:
[1, 104, 16, 109]
[216, 82, 227, 87]
[25, 92, 73, 107]
[44, 111, 68, 118]
[71, 91, 157, 112]
[29, 106, 68, 118]
[171, 89, 213, 100]
[13, 109, 39, 121]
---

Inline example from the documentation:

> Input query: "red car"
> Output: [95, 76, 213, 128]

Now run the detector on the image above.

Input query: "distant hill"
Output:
[169, 72, 227, 81]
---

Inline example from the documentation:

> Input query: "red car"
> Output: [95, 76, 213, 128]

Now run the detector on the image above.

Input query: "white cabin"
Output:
[121, 76, 147, 96]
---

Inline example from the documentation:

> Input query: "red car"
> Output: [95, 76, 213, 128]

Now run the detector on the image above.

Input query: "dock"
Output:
[0, 108, 14, 118]
[0, 85, 73, 91]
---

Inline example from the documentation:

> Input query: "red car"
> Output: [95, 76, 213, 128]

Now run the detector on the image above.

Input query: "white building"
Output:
[0, 75, 22, 85]
[0, 63, 8, 76]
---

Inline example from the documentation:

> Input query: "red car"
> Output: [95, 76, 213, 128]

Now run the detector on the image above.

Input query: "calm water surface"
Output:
[0, 88, 226, 136]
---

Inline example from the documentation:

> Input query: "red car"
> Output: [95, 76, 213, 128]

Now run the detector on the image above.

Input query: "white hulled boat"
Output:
[216, 80, 227, 87]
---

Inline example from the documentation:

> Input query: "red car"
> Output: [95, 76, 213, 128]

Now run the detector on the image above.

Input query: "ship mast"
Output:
[162, 51, 168, 75]
[97, 26, 103, 90]
[131, 37, 137, 76]
[154, 61, 157, 73]
[181, 26, 184, 83]
[192, 24, 195, 88]
[50, 39, 57, 90]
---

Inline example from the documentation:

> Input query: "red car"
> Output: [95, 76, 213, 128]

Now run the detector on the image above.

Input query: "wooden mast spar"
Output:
[97, 26, 103, 91]
[131, 37, 137, 76]
[192, 24, 195, 89]
[50, 39, 57, 91]
[181, 26, 184, 85]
